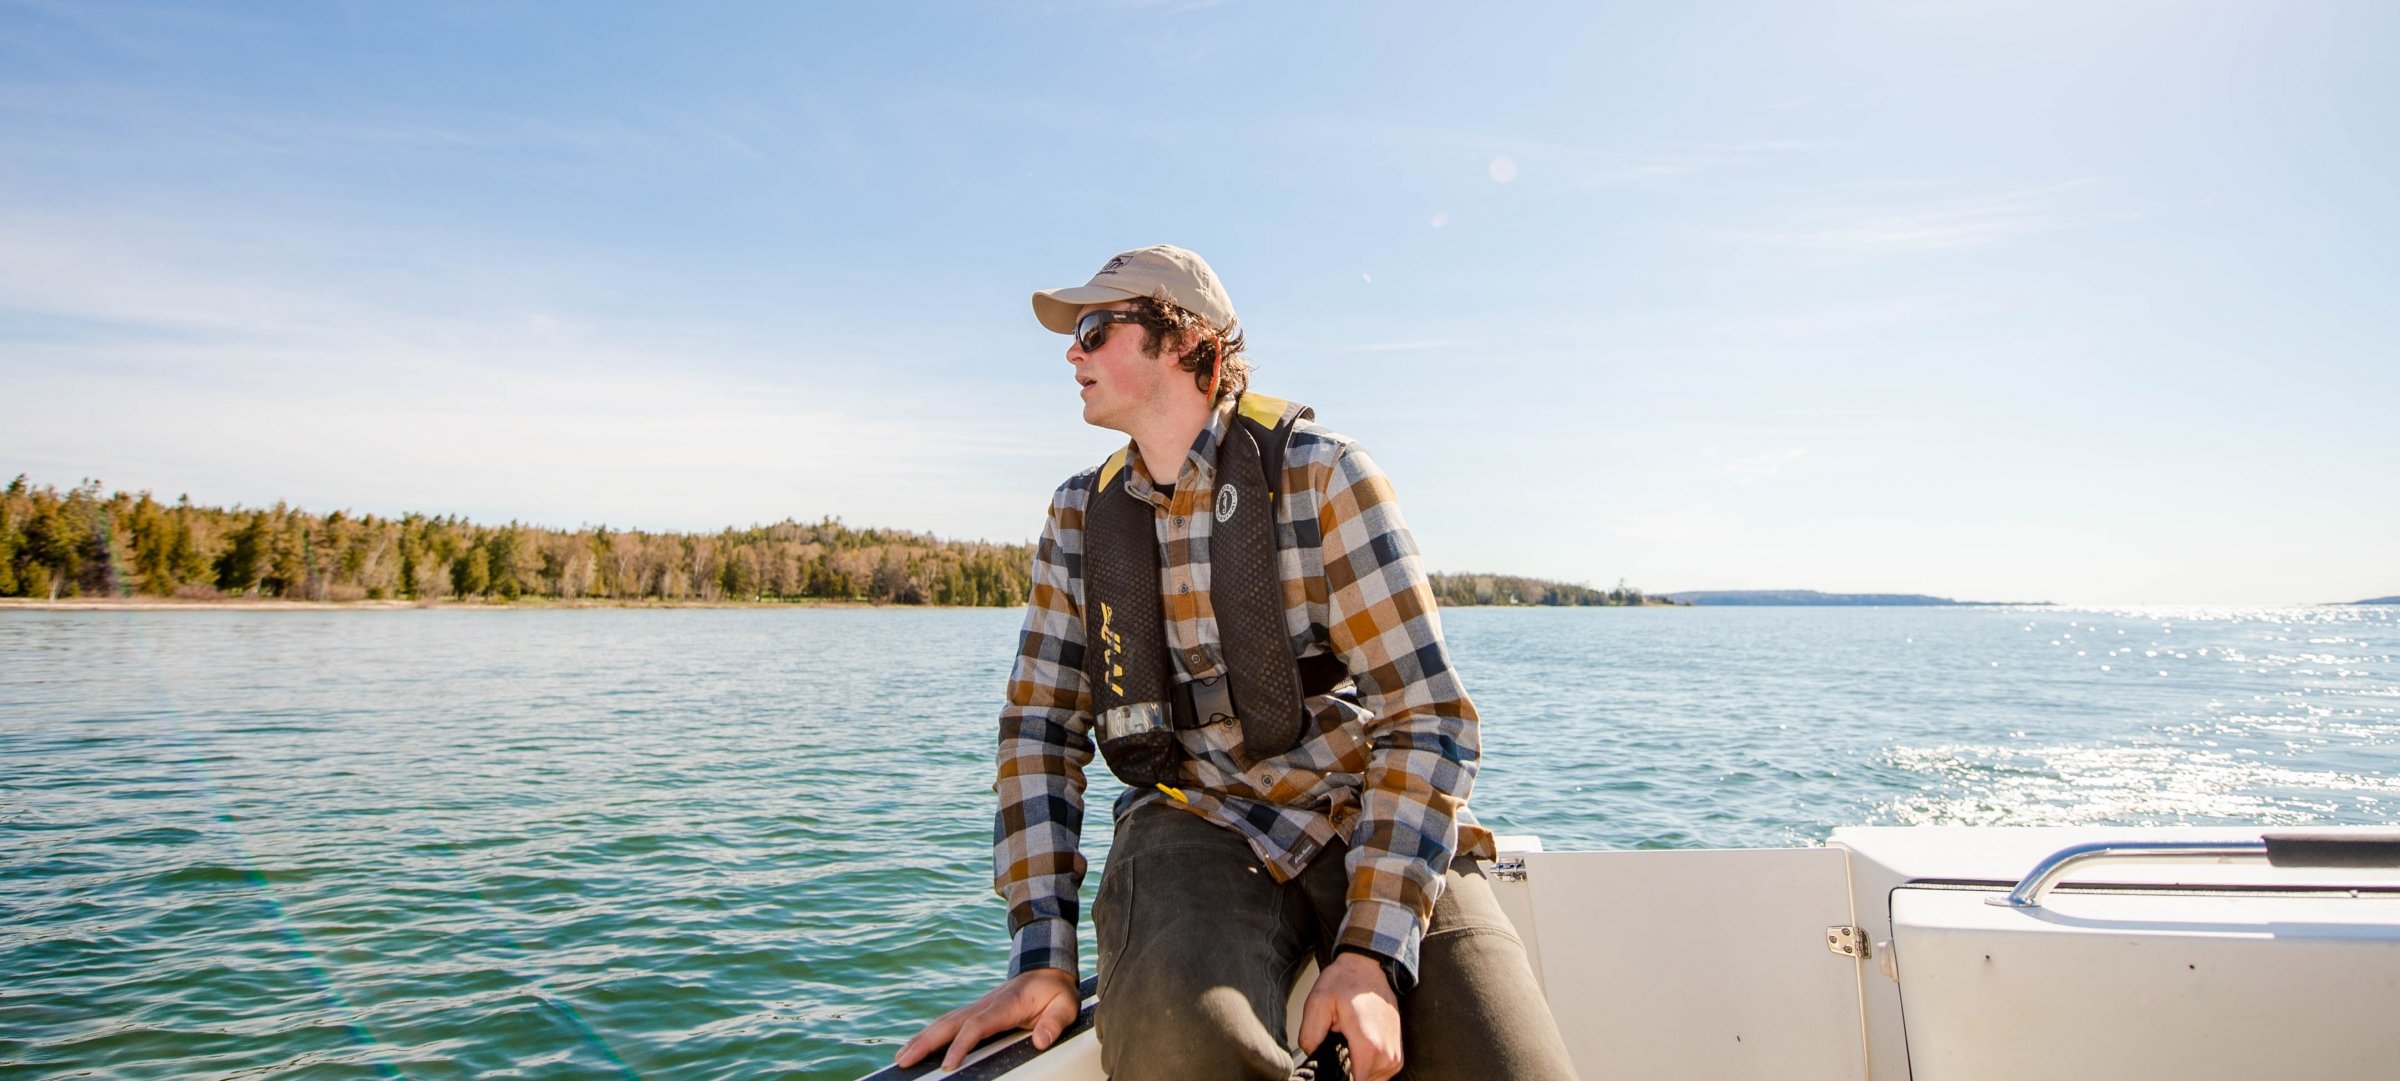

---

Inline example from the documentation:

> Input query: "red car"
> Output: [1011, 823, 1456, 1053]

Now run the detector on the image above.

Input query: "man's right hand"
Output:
[894, 967, 1081, 1072]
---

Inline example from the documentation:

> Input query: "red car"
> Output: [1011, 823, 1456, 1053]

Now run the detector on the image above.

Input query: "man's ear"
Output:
[1153, 326, 1198, 368]
[1175, 326, 1210, 363]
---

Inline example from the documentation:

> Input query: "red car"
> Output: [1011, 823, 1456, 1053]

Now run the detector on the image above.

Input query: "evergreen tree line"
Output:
[1427, 572, 1659, 607]
[0, 476, 1031, 606]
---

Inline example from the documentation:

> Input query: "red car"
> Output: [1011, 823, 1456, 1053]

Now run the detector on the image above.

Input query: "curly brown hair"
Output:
[1126, 292, 1250, 402]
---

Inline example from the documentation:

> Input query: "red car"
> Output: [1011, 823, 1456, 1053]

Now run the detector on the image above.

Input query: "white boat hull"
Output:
[866, 826, 2400, 1079]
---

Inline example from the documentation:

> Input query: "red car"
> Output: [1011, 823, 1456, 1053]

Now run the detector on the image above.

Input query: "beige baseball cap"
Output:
[1031, 244, 1238, 337]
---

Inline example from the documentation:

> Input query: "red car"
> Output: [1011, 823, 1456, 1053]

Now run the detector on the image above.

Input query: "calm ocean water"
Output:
[4, 605, 2395, 1079]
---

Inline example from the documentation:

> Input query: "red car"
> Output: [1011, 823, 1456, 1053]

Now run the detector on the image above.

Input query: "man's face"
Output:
[1068, 301, 1179, 433]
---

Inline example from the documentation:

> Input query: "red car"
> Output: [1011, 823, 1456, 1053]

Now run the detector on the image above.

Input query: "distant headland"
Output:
[1658, 590, 2049, 607]
[1426, 574, 1675, 607]
[2341, 596, 2400, 606]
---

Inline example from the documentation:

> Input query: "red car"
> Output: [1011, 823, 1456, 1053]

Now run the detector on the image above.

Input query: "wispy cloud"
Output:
[1277, 115, 1835, 188]
[1602, 506, 1739, 544]
[1721, 180, 2096, 252]
[1578, 139, 1842, 186]
[0, 80, 697, 167]
[1303, 339, 1460, 353]
[1723, 448, 1809, 486]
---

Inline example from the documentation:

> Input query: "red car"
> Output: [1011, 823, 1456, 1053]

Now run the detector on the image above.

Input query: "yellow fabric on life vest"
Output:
[1237, 391, 1291, 430]
[1095, 446, 1130, 496]
[1238, 392, 1294, 502]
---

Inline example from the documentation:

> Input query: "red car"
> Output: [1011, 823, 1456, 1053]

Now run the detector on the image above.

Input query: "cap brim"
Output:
[1032, 285, 1142, 335]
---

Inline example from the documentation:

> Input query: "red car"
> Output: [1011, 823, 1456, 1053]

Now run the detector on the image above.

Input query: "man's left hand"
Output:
[1296, 951, 1403, 1081]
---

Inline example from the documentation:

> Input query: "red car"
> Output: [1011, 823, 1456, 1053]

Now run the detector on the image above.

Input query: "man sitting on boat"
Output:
[895, 245, 1574, 1080]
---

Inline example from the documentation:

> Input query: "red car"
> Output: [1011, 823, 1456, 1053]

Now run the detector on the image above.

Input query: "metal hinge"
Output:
[1825, 925, 1870, 959]
[1492, 856, 1527, 883]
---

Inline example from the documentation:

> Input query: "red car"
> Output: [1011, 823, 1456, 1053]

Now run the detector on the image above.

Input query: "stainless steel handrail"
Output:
[1985, 840, 2269, 908]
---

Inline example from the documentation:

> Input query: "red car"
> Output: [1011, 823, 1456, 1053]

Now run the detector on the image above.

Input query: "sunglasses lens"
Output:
[1076, 313, 1110, 353]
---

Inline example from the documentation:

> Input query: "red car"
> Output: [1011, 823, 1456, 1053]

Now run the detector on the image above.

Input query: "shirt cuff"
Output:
[1009, 916, 1079, 981]
[1336, 898, 1424, 990]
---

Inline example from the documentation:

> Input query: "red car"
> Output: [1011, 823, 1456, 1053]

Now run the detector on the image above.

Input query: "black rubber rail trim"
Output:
[2263, 833, 2400, 869]
[856, 975, 1101, 1081]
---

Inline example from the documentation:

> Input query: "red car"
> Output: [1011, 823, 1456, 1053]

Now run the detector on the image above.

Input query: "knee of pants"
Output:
[1097, 982, 1292, 1081]
[1404, 928, 1574, 1081]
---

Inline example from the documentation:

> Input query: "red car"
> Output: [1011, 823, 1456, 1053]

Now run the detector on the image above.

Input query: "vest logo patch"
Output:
[1215, 485, 1238, 523]
[1097, 601, 1125, 695]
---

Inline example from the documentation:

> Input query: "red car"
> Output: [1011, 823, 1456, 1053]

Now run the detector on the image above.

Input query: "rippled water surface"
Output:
[4, 606, 2395, 1079]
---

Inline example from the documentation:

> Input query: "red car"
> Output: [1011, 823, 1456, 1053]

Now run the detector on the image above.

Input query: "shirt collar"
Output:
[1123, 396, 1238, 503]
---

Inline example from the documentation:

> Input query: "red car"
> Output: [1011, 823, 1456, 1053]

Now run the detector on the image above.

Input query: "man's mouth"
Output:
[1076, 376, 1096, 388]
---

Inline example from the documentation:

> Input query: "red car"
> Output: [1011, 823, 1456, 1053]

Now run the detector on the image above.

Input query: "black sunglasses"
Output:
[1074, 310, 1143, 353]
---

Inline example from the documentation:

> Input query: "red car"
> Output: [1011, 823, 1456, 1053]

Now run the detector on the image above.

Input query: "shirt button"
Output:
[1179, 584, 1191, 594]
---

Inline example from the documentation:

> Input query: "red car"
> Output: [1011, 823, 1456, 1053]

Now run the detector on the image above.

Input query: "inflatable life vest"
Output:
[1080, 393, 1351, 791]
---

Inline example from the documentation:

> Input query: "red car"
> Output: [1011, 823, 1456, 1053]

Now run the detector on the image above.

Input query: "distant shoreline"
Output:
[1658, 589, 2050, 607]
[12, 596, 2381, 613]
[0, 596, 1679, 612]
[5, 476, 1673, 610]
[0, 596, 909, 612]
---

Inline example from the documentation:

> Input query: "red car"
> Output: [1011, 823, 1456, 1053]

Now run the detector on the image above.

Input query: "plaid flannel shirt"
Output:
[994, 394, 1490, 986]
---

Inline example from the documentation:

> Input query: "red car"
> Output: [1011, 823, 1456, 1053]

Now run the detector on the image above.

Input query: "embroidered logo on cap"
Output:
[1099, 255, 1129, 274]
[1215, 485, 1238, 523]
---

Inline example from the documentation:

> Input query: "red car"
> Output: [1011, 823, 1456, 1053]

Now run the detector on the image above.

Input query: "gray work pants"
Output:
[1092, 802, 1577, 1080]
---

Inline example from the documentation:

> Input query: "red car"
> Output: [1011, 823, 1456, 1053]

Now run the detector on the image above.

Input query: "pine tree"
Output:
[452, 546, 488, 597]
[0, 476, 23, 597]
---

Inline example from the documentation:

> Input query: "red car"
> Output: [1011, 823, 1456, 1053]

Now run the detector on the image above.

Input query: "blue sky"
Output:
[3, 1, 2393, 604]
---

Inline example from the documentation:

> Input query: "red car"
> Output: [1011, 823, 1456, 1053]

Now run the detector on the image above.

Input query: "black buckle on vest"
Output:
[1169, 656, 1353, 732]
[1170, 675, 1237, 730]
